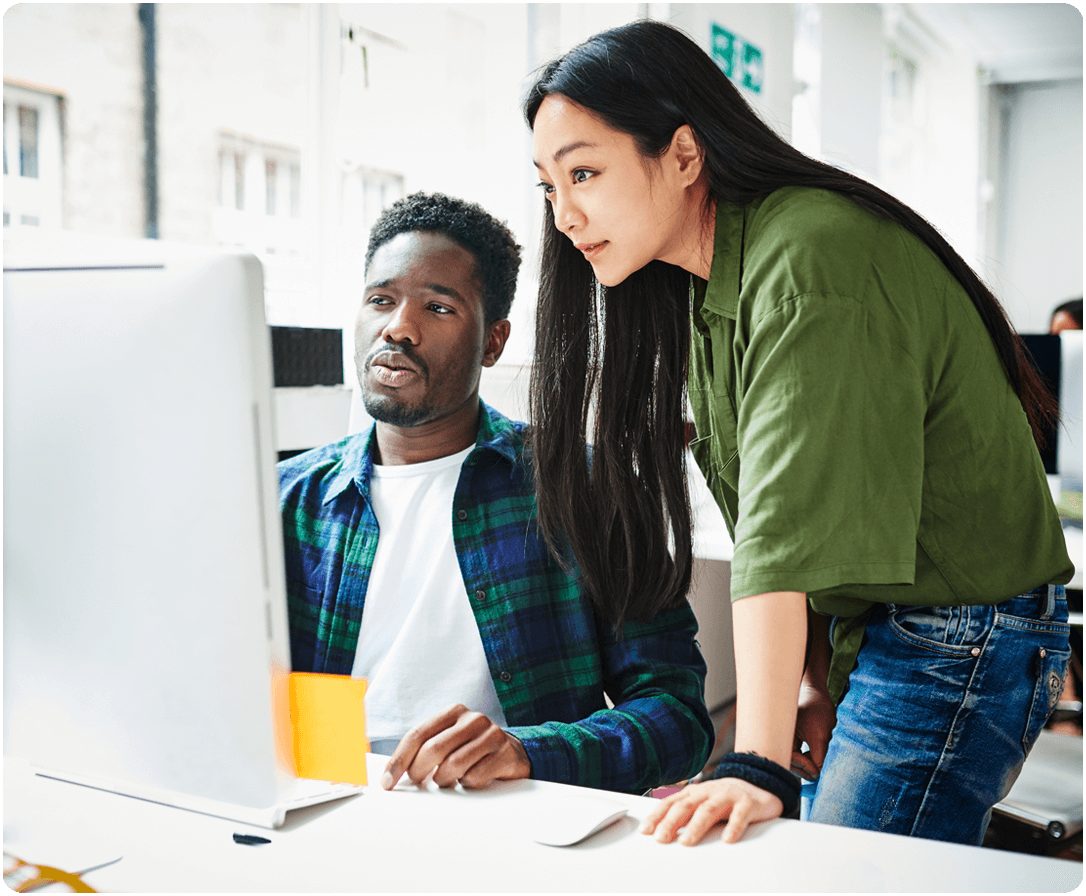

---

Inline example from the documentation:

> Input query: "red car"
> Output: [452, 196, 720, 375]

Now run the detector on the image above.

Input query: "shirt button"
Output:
[474, 590, 486, 602]
[457, 509, 467, 521]
[499, 671, 512, 683]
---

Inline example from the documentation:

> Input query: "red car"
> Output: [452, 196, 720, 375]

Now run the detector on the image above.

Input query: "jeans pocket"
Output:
[888, 604, 992, 656]
[1022, 644, 1072, 754]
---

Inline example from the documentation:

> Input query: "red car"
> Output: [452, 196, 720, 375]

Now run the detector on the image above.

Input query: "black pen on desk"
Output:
[233, 833, 272, 845]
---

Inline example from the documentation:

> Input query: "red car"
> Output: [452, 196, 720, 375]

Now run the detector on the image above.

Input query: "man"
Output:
[279, 192, 712, 795]
[1050, 298, 1083, 334]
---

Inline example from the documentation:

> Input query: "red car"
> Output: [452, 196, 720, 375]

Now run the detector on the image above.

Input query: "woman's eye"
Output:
[537, 168, 595, 196]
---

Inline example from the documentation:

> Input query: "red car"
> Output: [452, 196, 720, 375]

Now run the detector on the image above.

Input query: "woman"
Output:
[525, 20, 1073, 846]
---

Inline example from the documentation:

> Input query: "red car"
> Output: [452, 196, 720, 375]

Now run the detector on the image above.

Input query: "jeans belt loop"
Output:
[1042, 584, 1055, 620]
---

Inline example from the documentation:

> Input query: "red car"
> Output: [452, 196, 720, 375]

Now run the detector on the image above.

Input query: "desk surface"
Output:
[4, 754, 1080, 893]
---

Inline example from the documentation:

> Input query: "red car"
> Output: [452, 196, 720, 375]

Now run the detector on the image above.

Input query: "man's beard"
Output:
[362, 389, 433, 427]
[357, 343, 432, 427]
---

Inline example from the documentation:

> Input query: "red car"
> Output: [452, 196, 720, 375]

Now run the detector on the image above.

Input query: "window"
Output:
[3, 4, 527, 333]
[879, 45, 927, 214]
[341, 166, 404, 235]
[3, 83, 62, 230]
[213, 132, 302, 257]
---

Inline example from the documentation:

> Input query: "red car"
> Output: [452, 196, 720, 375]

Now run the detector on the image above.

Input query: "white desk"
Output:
[4, 754, 1080, 892]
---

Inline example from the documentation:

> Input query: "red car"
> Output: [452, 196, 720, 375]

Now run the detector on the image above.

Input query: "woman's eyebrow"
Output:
[533, 140, 597, 168]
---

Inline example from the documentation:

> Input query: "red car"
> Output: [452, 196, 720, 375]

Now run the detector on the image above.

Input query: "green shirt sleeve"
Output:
[730, 291, 925, 601]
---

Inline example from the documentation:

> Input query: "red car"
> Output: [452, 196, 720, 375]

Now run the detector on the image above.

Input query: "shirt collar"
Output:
[692, 199, 746, 325]
[472, 400, 521, 465]
[322, 399, 521, 504]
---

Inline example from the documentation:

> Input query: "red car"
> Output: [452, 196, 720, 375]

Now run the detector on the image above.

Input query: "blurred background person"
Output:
[1050, 298, 1083, 334]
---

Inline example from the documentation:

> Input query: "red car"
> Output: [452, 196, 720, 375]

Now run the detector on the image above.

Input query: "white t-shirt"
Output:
[351, 445, 507, 752]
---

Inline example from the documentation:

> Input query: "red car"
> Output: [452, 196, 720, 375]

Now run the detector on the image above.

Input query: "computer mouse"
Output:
[529, 793, 629, 846]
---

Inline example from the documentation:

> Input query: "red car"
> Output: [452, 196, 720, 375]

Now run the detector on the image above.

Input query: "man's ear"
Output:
[670, 124, 704, 185]
[481, 319, 511, 367]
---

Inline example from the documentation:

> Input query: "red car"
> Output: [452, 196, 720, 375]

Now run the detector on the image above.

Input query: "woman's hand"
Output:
[639, 777, 784, 845]
[641, 590, 802, 846]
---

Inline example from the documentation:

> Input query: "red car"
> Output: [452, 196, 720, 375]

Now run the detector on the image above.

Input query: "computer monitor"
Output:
[1021, 331, 1084, 484]
[1057, 331, 1083, 485]
[3, 232, 300, 816]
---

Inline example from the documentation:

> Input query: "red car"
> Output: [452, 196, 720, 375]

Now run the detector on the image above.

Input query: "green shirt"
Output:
[687, 187, 1073, 701]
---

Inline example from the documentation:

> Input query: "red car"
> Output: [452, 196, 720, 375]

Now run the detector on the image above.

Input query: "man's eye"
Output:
[367, 295, 392, 306]
[429, 303, 453, 314]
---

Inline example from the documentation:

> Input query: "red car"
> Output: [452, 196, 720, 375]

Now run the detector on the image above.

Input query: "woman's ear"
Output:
[670, 125, 705, 185]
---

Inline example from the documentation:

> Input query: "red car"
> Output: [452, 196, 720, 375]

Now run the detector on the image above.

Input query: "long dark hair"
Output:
[524, 20, 1057, 629]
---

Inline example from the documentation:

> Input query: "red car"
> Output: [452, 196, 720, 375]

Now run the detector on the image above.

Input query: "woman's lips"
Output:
[576, 241, 607, 260]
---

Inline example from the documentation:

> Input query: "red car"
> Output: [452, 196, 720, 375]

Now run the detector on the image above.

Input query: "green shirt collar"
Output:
[693, 199, 748, 325]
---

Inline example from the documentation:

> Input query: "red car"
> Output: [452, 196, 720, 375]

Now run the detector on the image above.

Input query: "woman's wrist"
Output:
[710, 751, 801, 817]
[731, 591, 809, 772]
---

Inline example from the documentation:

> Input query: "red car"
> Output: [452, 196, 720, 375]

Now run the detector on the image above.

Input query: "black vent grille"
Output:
[270, 326, 344, 387]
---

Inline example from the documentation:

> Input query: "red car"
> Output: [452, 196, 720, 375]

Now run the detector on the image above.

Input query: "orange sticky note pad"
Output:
[288, 672, 369, 785]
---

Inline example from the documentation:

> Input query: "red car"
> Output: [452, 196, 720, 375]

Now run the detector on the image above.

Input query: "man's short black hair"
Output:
[365, 192, 521, 324]
[1053, 298, 1083, 328]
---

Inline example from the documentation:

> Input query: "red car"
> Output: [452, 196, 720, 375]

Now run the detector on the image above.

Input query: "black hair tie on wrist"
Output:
[709, 751, 801, 818]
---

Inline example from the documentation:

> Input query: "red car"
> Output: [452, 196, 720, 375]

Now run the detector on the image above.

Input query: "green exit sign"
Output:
[711, 23, 764, 94]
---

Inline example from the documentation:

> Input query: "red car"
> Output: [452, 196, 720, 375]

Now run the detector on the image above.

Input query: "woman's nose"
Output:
[553, 191, 583, 235]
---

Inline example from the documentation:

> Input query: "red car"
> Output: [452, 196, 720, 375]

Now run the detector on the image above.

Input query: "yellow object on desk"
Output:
[288, 672, 369, 785]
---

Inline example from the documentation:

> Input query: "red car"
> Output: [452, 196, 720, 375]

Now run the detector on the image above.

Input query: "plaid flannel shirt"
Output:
[278, 402, 713, 794]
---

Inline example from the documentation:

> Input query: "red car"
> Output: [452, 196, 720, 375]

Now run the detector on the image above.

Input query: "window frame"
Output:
[3, 81, 63, 230]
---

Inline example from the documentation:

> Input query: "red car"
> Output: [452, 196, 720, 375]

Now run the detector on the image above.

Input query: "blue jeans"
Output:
[801, 585, 1070, 845]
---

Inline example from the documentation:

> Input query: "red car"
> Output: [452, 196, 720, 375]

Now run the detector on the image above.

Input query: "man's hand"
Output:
[791, 607, 835, 781]
[791, 680, 836, 780]
[639, 777, 784, 845]
[380, 704, 531, 790]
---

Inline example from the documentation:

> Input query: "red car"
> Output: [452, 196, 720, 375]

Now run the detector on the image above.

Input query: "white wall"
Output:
[819, 4, 883, 179]
[670, 3, 796, 138]
[991, 80, 1084, 332]
[878, 6, 984, 265]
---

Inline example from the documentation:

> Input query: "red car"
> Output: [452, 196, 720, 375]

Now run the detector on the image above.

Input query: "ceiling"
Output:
[905, 3, 1083, 82]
